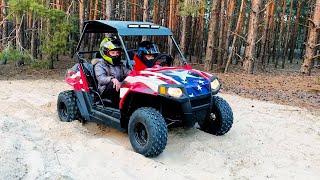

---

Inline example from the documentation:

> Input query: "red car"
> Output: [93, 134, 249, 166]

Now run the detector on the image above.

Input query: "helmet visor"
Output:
[145, 44, 160, 55]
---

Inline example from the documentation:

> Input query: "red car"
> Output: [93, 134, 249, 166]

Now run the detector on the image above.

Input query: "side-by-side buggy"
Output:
[57, 20, 233, 157]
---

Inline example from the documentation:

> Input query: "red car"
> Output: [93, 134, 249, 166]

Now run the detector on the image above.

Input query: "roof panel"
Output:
[83, 20, 173, 36]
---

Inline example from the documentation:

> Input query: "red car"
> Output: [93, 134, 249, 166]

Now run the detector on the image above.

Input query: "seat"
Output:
[127, 50, 136, 60]
[93, 52, 102, 59]
[82, 63, 112, 105]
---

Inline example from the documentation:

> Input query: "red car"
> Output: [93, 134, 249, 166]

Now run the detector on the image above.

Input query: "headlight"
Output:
[158, 85, 184, 98]
[211, 79, 220, 90]
[167, 87, 183, 98]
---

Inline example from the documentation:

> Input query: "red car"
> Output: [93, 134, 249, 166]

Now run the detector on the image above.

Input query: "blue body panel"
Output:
[83, 20, 173, 36]
[161, 70, 211, 97]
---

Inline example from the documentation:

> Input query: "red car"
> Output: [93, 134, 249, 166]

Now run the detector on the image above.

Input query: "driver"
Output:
[94, 37, 130, 108]
[133, 41, 160, 71]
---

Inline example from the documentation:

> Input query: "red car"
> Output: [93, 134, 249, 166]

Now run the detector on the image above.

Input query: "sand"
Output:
[0, 80, 319, 180]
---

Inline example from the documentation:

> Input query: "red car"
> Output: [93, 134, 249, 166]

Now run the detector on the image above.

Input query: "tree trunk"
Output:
[89, 0, 93, 20]
[143, 0, 148, 21]
[118, 1, 122, 20]
[58, 0, 61, 9]
[300, 0, 320, 75]
[1, 0, 7, 46]
[46, 0, 54, 69]
[179, 0, 188, 55]
[243, 0, 261, 74]
[225, 0, 245, 73]
[63, 0, 66, 11]
[123, 0, 127, 20]
[93, 0, 99, 20]
[196, 0, 205, 63]
[281, 0, 294, 68]
[169, 0, 174, 30]
[185, 15, 192, 56]
[204, 1, 219, 71]
[133, 0, 137, 21]
[79, 0, 84, 34]
[112, 0, 117, 19]
[271, 14, 279, 63]
[267, 1, 276, 64]
[89, 0, 99, 53]
[300, 0, 313, 59]
[16, 13, 23, 51]
[39, 17, 43, 59]
[153, 0, 159, 24]
[276, 0, 287, 68]
[0, 0, 2, 46]
[31, 16, 37, 59]
[168, 0, 176, 55]
[284, 0, 294, 54]
[106, 0, 112, 20]
[102, 0, 106, 19]
[288, 1, 303, 63]
[189, 16, 197, 62]
[152, 0, 159, 43]
[222, 0, 235, 66]
[257, 1, 272, 71]
[217, 0, 225, 67]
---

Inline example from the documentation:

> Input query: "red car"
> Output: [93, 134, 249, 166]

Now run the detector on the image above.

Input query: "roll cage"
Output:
[75, 20, 188, 69]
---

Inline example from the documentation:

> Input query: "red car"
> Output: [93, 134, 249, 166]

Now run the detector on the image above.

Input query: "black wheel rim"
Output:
[59, 102, 68, 119]
[209, 113, 217, 122]
[134, 122, 148, 146]
[209, 110, 221, 130]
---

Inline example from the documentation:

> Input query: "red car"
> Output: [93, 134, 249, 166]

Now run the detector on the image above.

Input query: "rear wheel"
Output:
[57, 90, 80, 122]
[128, 107, 168, 157]
[199, 96, 233, 135]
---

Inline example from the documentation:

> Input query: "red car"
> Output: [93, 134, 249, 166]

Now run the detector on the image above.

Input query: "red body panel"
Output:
[65, 64, 89, 92]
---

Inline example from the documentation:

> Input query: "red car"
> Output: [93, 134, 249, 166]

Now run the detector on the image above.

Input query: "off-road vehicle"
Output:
[57, 20, 233, 157]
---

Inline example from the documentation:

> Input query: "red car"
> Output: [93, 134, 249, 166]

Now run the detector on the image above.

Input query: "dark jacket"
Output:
[94, 59, 130, 94]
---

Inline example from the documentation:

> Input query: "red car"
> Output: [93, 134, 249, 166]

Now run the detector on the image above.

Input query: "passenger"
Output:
[133, 41, 160, 71]
[94, 37, 130, 108]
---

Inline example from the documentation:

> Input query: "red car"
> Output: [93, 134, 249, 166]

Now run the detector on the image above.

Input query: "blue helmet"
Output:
[137, 41, 160, 67]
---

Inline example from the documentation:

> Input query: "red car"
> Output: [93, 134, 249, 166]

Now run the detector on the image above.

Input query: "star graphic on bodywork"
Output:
[198, 80, 205, 85]
[164, 70, 197, 81]
[197, 85, 202, 91]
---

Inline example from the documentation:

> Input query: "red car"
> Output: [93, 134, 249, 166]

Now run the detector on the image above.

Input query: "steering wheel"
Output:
[152, 53, 174, 67]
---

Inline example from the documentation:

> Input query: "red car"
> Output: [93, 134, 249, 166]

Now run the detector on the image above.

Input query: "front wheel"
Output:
[199, 96, 233, 135]
[128, 107, 168, 157]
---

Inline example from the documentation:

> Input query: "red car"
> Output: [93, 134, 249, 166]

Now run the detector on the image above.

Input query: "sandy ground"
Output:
[0, 80, 319, 180]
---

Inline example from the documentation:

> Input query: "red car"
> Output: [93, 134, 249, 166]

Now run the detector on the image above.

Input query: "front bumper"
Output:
[180, 93, 212, 127]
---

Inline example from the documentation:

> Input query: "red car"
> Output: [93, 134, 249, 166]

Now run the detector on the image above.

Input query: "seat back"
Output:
[127, 50, 136, 60]
[82, 63, 98, 92]
[82, 62, 114, 106]
[94, 52, 103, 59]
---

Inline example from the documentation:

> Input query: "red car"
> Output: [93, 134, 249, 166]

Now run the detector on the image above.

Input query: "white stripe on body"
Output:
[139, 71, 181, 84]
[120, 88, 129, 98]
[124, 76, 168, 93]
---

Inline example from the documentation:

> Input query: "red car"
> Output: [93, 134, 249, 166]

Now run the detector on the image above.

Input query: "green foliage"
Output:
[41, 15, 77, 58]
[8, 0, 75, 59]
[0, 46, 32, 63]
[8, 0, 66, 21]
[179, 0, 207, 17]
[41, 22, 68, 56]
[31, 60, 49, 69]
